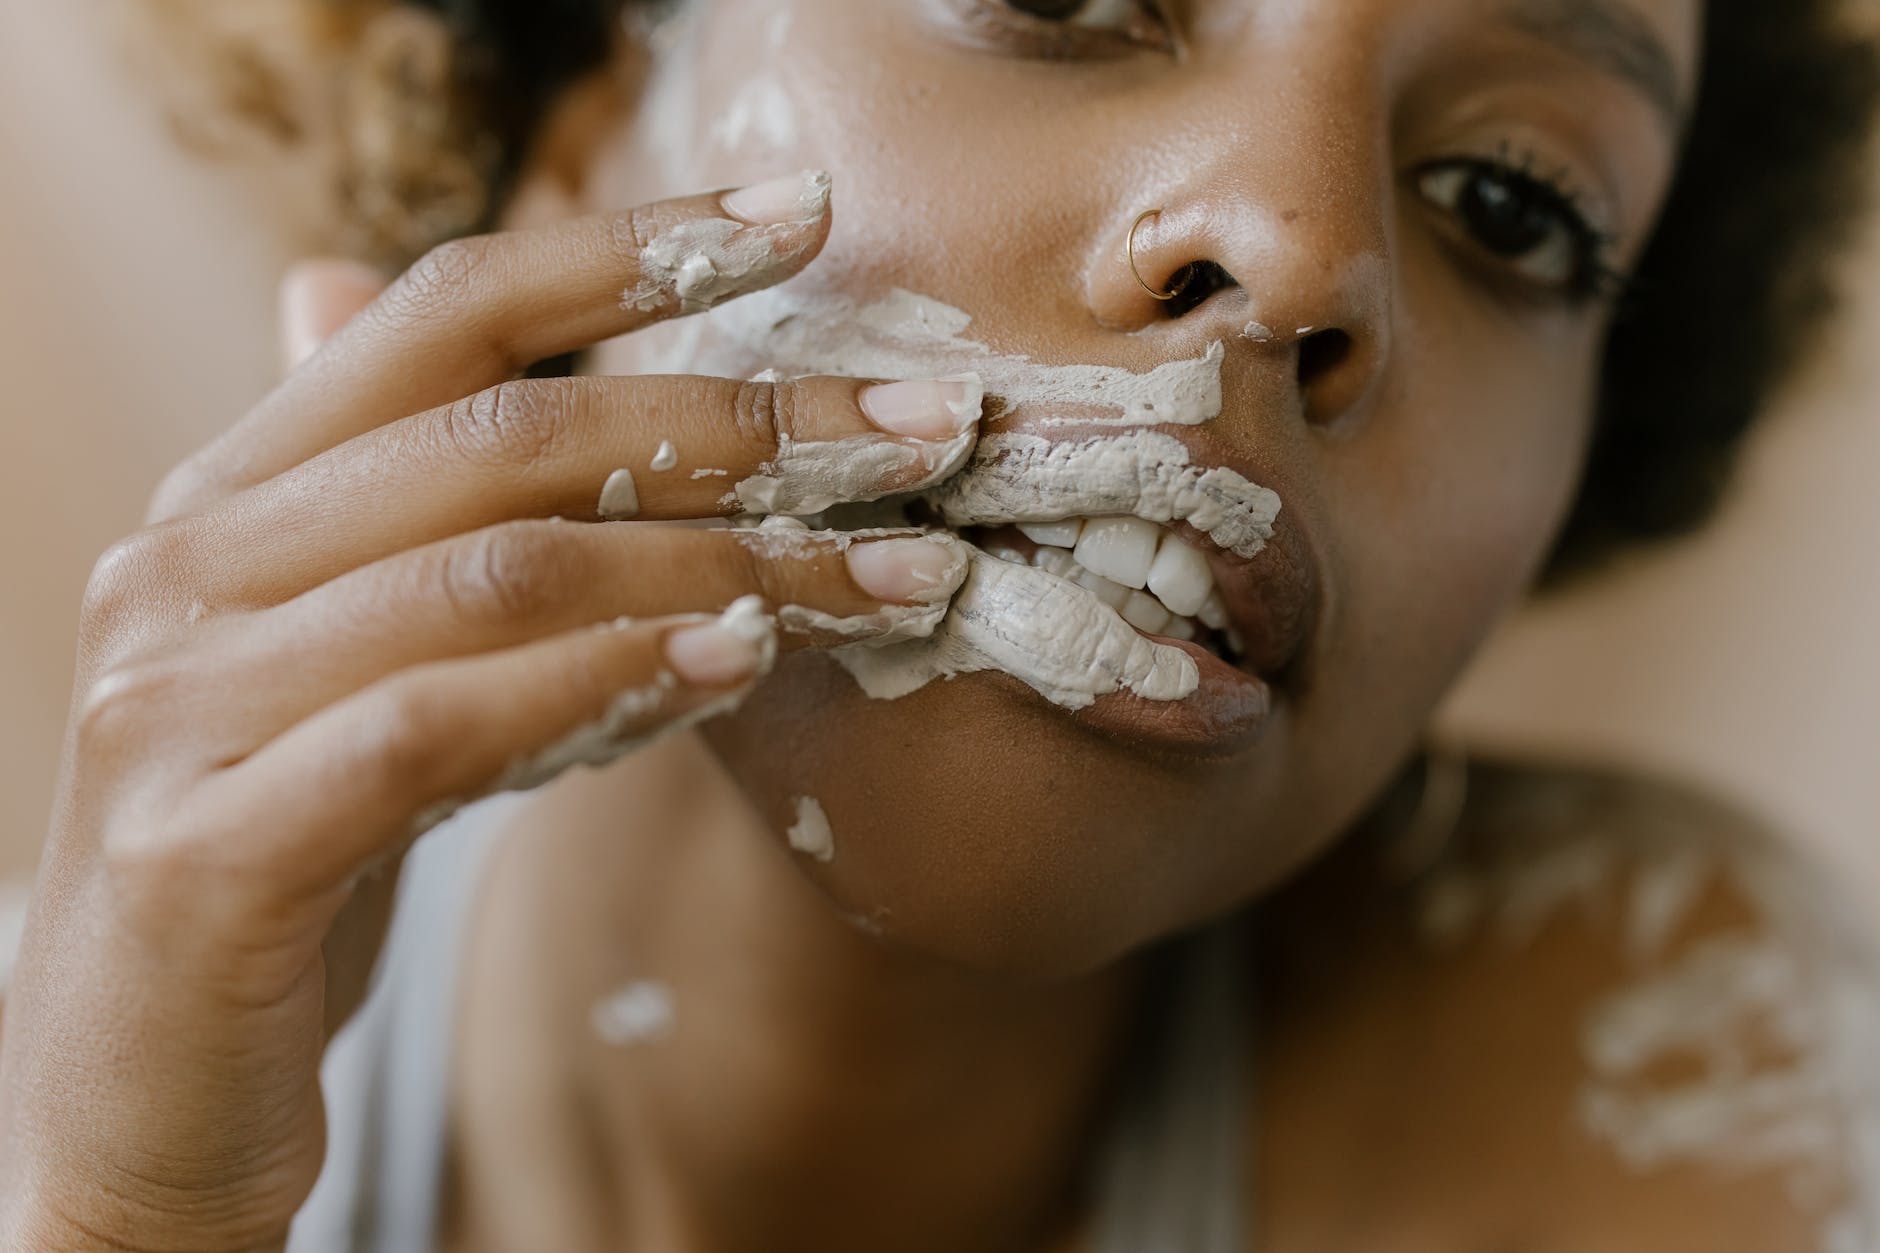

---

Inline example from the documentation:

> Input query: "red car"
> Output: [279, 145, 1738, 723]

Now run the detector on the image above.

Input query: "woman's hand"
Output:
[0, 174, 980, 1252]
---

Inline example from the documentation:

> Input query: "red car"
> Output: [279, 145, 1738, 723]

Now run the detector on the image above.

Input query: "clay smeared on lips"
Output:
[691, 286, 1287, 711]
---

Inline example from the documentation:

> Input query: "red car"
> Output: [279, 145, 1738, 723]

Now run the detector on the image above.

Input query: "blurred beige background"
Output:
[4, 3, 1878, 886]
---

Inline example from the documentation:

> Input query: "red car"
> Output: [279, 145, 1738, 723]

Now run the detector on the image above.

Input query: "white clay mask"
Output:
[731, 375, 983, 516]
[927, 431, 1281, 560]
[832, 548, 1199, 710]
[739, 518, 971, 645]
[680, 286, 1283, 710]
[700, 287, 1224, 427]
[623, 170, 831, 316]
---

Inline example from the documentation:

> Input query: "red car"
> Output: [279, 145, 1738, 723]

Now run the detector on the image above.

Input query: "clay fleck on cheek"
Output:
[787, 796, 836, 863]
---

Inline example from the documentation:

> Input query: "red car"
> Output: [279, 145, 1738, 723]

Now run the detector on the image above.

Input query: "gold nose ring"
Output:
[1128, 209, 1188, 302]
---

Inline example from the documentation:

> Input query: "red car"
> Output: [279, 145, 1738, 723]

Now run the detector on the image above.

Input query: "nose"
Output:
[1088, 168, 1393, 431]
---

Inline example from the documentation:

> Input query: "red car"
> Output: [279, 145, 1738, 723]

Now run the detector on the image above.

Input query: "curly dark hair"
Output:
[163, 0, 1880, 588]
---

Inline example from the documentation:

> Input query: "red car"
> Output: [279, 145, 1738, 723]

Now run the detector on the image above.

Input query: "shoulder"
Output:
[1252, 755, 1880, 1252]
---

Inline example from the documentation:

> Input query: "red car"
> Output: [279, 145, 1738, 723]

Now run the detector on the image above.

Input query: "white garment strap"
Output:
[1086, 915, 1254, 1253]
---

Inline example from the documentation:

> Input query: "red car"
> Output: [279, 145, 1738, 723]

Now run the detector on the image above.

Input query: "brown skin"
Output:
[1, 0, 1843, 1250]
[598, 0, 1688, 974]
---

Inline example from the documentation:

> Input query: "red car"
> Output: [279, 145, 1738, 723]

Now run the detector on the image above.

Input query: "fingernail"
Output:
[846, 537, 966, 604]
[859, 375, 984, 440]
[721, 169, 832, 226]
[666, 623, 764, 685]
[279, 258, 384, 370]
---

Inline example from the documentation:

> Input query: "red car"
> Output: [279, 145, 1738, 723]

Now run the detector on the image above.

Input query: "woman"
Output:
[3, 0, 1877, 1248]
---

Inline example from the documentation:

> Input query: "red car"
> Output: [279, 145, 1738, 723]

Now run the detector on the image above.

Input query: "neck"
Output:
[450, 734, 1150, 1253]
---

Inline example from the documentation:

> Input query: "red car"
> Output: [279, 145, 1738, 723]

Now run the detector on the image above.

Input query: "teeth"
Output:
[1074, 517, 1161, 590]
[1145, 534, 1213, 618]
[1030, 545, 1078, 579]
[1119, 590, 1172, 635]
[1073, 566, 1132, 610]
[1017, 519, 1085, 548]
[988, 517, 1230, 650]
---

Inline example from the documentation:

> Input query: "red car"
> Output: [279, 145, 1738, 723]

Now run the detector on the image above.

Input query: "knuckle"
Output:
[97, 815, 191, 899]
[616, 204, 665, 259]
[390, 234, 499, 317]
[144, 458, 221, 525]
[347, 683, 460, 804]
[436, 522, 579, 627]
[734, 379, 805, 452]
[439, 378, 574, 473]
[75, 660, 180, 755]
[95, 807, 244, 926]
[80, 532, 184, 650]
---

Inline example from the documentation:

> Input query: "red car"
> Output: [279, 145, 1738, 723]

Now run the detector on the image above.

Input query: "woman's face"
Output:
[563, 0, 1697, 975]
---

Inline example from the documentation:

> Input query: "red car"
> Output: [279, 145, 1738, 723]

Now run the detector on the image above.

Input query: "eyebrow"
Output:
[1496, 0, 1689, 133]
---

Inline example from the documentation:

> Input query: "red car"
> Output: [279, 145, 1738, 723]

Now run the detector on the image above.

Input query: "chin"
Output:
[704, 648, 1321, 981]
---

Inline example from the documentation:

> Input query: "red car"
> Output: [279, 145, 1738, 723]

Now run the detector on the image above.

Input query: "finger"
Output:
[155, 526, 968, 765]
[183, 597, 782, 904]
[278, 259, 388, 373]
[152, 171, 833, 523]
[184, 372, 981, 607]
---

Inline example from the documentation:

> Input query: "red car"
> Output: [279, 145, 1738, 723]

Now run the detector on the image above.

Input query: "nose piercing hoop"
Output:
[1128, 209, 1189, 302]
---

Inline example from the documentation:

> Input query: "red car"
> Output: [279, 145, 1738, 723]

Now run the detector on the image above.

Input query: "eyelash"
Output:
[950, 0, 1175, 58]
[1419, 144, 1632, 306]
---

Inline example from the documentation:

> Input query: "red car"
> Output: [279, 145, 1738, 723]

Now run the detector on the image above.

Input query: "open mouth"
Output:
[964, 520, 1247, 667]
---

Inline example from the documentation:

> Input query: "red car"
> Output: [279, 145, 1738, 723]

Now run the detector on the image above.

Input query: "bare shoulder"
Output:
[1252, 756, 1880, 1253]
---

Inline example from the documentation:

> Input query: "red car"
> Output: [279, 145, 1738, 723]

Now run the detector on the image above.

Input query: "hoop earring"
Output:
[1128, 209, 1190, 302]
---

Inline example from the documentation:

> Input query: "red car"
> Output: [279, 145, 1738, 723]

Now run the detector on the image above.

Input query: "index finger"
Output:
[153, 171, 834, 522]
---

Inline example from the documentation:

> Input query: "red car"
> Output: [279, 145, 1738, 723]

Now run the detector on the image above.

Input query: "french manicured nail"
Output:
[666, 622, 766, 685]
[846, 537, 966, 603]
[721, 169, 832, 226]
[859, 375, 984, 440]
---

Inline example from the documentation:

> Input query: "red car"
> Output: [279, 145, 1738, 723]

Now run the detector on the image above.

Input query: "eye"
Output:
[1416, 157, 1625, 302]
[998, 0, 1143, 26]
[945, 0, 1174, 56]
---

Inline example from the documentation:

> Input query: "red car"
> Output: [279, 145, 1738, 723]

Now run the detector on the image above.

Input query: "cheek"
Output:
[1314, 297, 1599, 749]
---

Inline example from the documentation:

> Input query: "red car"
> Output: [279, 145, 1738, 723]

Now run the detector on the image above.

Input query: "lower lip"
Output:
[953, 526, 1277, 756]
[1065, 637, 1275, 757]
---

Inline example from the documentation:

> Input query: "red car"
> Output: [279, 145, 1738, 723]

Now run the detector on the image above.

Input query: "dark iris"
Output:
[1005, 0, 1088, 16]
[1455, 166, 1561, 257]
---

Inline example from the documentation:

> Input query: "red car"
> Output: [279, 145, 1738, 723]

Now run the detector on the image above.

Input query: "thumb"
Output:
[278, 257, 387, 373]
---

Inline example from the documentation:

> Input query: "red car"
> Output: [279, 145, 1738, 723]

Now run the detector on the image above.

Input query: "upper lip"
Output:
[922, 423, 1323, 691]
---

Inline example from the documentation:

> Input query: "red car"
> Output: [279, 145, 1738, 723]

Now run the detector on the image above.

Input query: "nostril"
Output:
[1296, 327, 1353, 389]
[1161, 261, 1238, 319]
